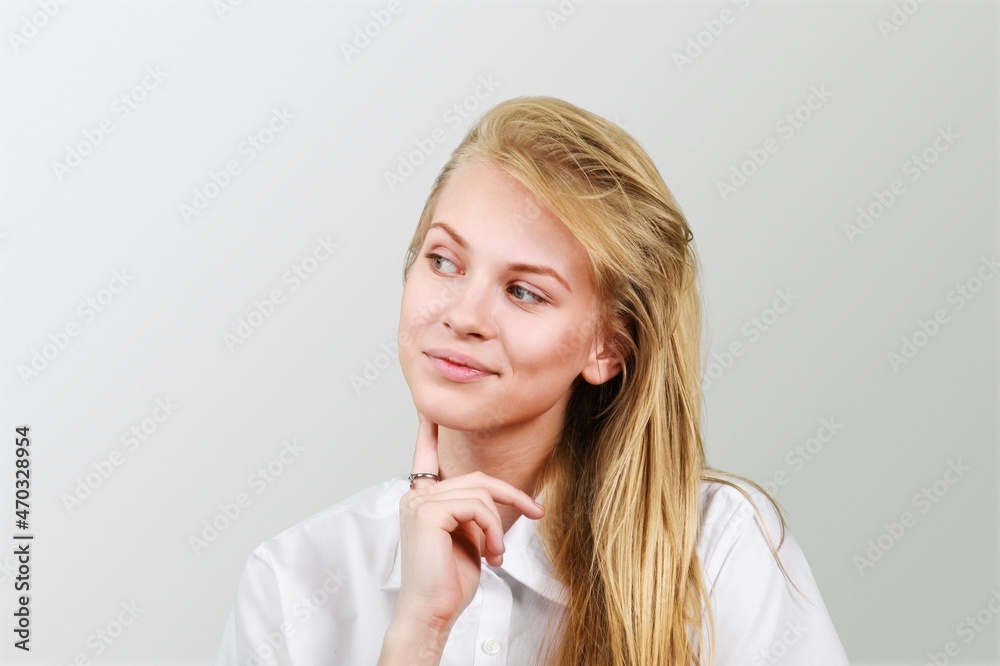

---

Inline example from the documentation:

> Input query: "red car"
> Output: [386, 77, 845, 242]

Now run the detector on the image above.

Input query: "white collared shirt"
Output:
[215, 476, 850, 665]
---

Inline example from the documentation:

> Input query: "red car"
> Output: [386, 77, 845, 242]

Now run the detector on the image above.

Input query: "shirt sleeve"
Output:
[216, 547, 295, 666]
[702, 488, 850, 666]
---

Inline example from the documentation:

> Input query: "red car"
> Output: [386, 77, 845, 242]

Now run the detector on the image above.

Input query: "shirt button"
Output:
[482, 638, 501, 655]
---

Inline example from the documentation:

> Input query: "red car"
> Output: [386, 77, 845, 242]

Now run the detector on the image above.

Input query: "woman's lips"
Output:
[425, 353, 496, 382]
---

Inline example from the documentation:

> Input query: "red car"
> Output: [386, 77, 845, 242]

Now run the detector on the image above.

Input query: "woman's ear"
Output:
[579, 320, 625, 386]
[581, 347, 622, 386]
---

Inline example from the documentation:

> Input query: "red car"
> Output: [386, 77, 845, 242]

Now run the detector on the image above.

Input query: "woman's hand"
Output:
[378, 412, 545, 663]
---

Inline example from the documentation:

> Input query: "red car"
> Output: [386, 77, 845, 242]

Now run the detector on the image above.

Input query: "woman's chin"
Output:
[410, 404, 468, 430]
[408, 393, 495, 432]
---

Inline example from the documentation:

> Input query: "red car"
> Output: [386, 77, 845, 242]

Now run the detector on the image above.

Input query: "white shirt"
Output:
[215, 476, 850, 665]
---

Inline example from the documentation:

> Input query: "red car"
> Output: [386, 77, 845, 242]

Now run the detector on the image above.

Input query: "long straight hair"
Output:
[401, 96, 792, 665]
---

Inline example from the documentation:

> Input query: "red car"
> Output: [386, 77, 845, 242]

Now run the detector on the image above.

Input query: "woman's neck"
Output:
[436, 413, 561, 532]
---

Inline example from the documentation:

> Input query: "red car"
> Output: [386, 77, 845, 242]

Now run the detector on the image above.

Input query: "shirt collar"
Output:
[380, 477, 568, 607]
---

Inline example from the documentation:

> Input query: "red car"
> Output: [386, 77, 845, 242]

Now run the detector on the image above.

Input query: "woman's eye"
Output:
[509, 284, 545, 305]
[425, 252, 457, 273]
[425, 252, 546, 306]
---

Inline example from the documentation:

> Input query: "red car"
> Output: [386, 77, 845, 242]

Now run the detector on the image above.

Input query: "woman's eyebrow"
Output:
[428, 221, 572, 293]
[429, 221, 469, 249]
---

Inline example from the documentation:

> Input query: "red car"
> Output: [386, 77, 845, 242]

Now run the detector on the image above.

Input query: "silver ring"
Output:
[408, 472, 440, 487]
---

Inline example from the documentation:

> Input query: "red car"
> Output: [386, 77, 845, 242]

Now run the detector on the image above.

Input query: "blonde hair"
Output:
[401, 96, 793, 665]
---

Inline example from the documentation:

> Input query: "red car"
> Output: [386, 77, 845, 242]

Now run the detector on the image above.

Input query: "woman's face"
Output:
[398, 160, 618, 433]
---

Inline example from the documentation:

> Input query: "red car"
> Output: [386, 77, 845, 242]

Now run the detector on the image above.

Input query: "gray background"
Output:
[1, 0, 997, 664]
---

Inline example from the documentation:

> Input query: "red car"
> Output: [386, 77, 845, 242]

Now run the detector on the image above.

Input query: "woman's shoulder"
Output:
[699, 473, 784, 530]
[248, 476, 409, 569]
[696, 473, 789, 569]
[695, 476, 851, 663]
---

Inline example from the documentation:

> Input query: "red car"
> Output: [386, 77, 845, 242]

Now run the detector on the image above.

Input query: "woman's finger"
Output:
[409, 411, 439, 489]
[417, 469, 545, 519]
[407, 496, 507, 563]
[404, 486, 503, 529]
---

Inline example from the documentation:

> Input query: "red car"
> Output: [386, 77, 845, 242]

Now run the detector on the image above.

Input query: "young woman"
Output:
[216, 96, 850, 665]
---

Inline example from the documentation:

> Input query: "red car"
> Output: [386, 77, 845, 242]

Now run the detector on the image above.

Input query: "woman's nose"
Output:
[440, 276, 497, 338]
